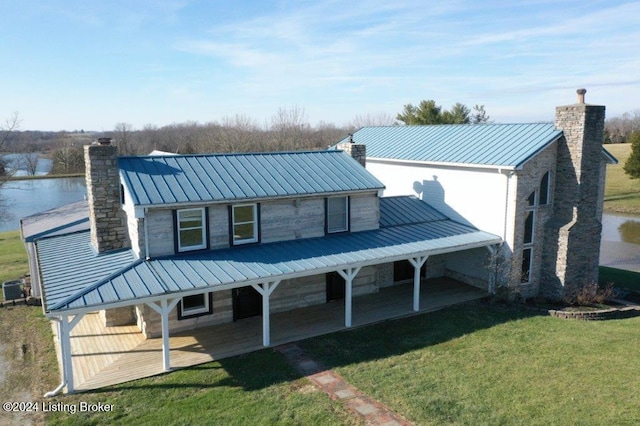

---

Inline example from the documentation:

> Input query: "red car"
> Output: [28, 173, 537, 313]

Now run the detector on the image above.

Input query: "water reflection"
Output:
[0, 177, 86, 231]
[618, 220, 640, 245]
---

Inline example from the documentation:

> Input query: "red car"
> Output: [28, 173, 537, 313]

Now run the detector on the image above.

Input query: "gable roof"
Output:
[379, 196, 447, 227]
[119, 150, 384, 207]
[338, 123, 564, 168]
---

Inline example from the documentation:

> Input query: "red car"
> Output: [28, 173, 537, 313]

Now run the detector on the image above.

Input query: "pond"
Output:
[599, 213, 640, 272]
[0, 177, 86, 232]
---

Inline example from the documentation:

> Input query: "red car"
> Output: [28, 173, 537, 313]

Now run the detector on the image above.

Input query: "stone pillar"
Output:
[542, 89, 606, 299]
[337, 136, 366, 167]
[84, 139, 129, 253]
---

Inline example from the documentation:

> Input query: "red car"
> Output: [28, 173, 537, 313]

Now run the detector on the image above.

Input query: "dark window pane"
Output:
[524, 211, 534, 244]
[540, 172, 550, 205]
[182, 294, 205, 311]
[521, 248, 532, 283]
[180, 229, 203, 247]
[527, 191, 536, 206]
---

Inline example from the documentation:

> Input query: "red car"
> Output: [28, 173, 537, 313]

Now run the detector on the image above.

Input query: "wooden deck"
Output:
[52, 278, 487, 392]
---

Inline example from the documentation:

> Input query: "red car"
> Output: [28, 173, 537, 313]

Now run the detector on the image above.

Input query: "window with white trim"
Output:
[521, 192, 536, 283]
[326, 196, 349, 233]
[178, 293, 213, 319]
[232, 204, 258, 245]
[177, 208, 207, 252]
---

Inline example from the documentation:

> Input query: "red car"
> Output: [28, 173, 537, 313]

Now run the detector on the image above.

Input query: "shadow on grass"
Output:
[77, 302, 537, 396]
[297, 301, 537, 372]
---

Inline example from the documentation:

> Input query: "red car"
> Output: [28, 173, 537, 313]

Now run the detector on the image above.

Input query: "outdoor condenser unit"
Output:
[2, 280, 23, 300]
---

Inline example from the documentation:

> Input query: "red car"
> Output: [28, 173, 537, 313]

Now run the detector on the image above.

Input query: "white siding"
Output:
[367, 160, 510, 239]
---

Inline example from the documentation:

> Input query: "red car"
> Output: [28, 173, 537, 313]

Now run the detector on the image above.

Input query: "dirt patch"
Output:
[0, 305, 59, 425]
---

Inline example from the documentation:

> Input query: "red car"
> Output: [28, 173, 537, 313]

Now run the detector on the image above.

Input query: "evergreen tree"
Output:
[623, 131, 640, 179]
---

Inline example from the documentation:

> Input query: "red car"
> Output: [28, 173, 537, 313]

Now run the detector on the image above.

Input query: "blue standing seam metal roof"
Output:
[42, 220, 501, 313]
[119, 150, 385, 207]
[336, 123, 564, 168]
[379, 196, 448, 227]
[35, 231, 137, 310]
[21, 201, 90, 243]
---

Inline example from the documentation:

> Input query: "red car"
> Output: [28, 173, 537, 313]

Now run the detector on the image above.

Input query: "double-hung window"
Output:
[178, 293, 213, 319]
[176, 208, 207, 252]
[326, 196, 349, 234]
[232, 204, 258, 245]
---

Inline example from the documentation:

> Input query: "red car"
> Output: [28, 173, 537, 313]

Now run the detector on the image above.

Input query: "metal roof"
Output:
[379, 196, 447, 227]
[36, 231, 136, 310]
[40, 219, 501, 313]
[337, 123, 563, 167]
[21, 201, 90, 243]
[119, 150, 385, 207]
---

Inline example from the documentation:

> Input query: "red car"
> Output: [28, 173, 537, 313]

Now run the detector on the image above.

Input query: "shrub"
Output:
[563, 282, 614, 306]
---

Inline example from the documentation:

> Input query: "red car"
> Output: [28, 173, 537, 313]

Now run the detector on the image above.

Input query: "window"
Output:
[326, 196, 349, 233]
[176, 208, 207, 252]
[521, 248, 532, 283]
[232, 204, 258, 245]
[539, 172, 550, 205]
[177, 293, 213, 319]
[527, 191, 536, 207]
[523, 211, 534, 245]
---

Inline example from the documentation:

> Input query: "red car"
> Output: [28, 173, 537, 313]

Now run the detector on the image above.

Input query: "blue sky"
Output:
[1, 0, 638, 131]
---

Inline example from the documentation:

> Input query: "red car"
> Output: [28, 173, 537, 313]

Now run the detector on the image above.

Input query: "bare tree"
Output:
[114, 122, 135, 155]
[269, 105, 310, 150]
[0, 111, 22, 184]
[347, 112, 396, 130]
[21, 153, 40, 176]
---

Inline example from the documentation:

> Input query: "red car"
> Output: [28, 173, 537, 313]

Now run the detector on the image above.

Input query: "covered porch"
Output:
[54, 277, 486, 392]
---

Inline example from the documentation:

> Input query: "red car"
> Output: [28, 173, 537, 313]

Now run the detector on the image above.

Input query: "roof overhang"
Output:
[40, 222, 502, 317]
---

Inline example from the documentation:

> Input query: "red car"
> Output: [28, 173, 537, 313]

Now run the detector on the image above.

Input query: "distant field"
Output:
[603, 143, 640, 214]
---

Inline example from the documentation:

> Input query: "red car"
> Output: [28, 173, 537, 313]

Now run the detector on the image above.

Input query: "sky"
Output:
[1, 0, 639, 131]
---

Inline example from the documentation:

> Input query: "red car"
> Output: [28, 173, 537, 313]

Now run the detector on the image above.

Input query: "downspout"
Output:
[144, 208, 150, 260]
[44, 317, 66, 397]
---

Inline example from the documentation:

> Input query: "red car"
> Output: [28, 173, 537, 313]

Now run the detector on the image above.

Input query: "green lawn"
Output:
[599, 266, 640, 292]
[301, 303, 640, 425]
[0, 230, 29, 293]
[604, 143, 640, 214]
[40, 303, 640, 425]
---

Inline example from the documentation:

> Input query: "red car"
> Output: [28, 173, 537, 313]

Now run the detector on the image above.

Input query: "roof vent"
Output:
[97, 137, 113, 146]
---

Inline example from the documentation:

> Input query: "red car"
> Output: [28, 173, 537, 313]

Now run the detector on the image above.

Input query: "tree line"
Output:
[3, 103, 640, 181]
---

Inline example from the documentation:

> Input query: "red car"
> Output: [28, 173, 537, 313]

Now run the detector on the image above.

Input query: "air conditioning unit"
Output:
[2, 280, 24, 301]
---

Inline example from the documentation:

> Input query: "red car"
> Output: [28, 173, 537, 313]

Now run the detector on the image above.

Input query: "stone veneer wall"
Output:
[337, 142, 366, 167]
[84, 143, 129, 252]
[541, 100, 606, 300]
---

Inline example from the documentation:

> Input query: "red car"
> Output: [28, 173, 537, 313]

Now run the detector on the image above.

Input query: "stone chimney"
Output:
[84, 138, 129, 253]
[337, 134, 366, 167]
[542, 88, 606, 299]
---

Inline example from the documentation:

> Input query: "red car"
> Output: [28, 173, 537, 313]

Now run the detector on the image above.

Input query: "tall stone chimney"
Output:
[542, 89, 606, 299]
[337, 134, 366, 167]
[84, 138, 129, 253]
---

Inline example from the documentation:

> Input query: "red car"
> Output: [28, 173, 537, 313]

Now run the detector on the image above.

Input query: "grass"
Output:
[603, 143, 640, 215]
[0, 230, 29, 292]
[301, 303, 640, 425]
[46, 350, 356, 426]
[1, 298, 639, 424]
[599, 265, 640, 292]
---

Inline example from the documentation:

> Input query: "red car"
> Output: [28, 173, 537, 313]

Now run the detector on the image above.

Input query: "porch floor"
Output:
[52, 278, 487, 392]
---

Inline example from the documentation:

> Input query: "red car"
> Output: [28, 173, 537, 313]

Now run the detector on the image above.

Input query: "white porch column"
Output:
[251, 281, 281, 347]
[59, 313, 85, 394]
[337, 267, 361, 328]
[146, 298, 181, 371]
[408, 255, 429, 312]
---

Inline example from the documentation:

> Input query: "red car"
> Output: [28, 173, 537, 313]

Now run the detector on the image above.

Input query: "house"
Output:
[337, 89, 616, 300]
[21, 89, 612, 395]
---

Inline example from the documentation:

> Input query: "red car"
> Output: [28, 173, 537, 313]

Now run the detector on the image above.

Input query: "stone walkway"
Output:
[276, 343, 413, 426]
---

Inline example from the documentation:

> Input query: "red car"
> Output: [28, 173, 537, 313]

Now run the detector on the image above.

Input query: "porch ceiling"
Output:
[41, 218, 501, 315]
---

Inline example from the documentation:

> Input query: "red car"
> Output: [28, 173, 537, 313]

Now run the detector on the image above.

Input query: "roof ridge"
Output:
[118, 149, 335, 159]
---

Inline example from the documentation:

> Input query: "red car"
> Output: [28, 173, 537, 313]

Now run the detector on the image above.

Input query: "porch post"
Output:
[408, 255, 428, 312]
[251, 281, 281, 347]
[147, 298, 181, 371]
[59, 313, 85, 394]
[337, 267, 361, 328]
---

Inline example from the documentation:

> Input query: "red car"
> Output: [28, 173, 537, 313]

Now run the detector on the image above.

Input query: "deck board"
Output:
[50, 278, 486, 392]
